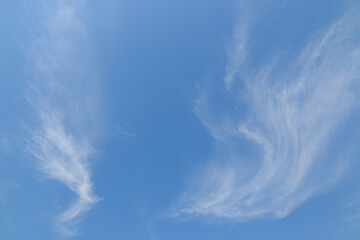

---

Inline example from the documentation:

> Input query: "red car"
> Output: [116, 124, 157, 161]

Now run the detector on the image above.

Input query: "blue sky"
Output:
[1, 0, 360, 239]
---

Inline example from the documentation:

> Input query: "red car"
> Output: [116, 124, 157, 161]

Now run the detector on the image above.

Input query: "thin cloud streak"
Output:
[26, 1, 100, 236]
[174, 10, 360, 220]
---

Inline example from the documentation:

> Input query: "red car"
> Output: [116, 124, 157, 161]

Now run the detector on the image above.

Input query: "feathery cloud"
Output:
[173, 9, 360, 221]
[26, 1, 100, 236]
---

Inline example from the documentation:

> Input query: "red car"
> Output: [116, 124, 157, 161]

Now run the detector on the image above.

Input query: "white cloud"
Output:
[26, 1, 100, 236]
[224, 23, 248, 91]
[173, 9, 360, 221]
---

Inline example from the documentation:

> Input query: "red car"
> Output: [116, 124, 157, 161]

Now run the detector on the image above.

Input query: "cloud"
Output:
[26, 1, 100, 236]
[343, 199, 360, 228]
[173, 9, 360, 221]
[224, 22, 248, 91]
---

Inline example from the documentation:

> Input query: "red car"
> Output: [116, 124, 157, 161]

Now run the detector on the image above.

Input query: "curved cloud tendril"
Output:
[174, 9, 360, 220]
[27, 1, 100, 236]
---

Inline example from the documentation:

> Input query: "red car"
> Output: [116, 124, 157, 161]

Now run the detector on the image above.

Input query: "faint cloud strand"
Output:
[26, 1, 100, 236]
[174, 10, 360, 220]
[224, 24, 248, 91]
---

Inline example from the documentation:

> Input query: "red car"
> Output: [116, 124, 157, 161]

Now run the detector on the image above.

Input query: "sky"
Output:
[1, 0, 360, 239]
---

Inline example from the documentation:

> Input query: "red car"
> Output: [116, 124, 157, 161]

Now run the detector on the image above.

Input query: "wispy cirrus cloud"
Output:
[173, 8, 360, 221]
[26, 1, 100, 236]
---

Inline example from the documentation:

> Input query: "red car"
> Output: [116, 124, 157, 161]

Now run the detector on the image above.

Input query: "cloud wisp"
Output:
[173, 10, 360, 221]
[26, 1, 100, 236]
